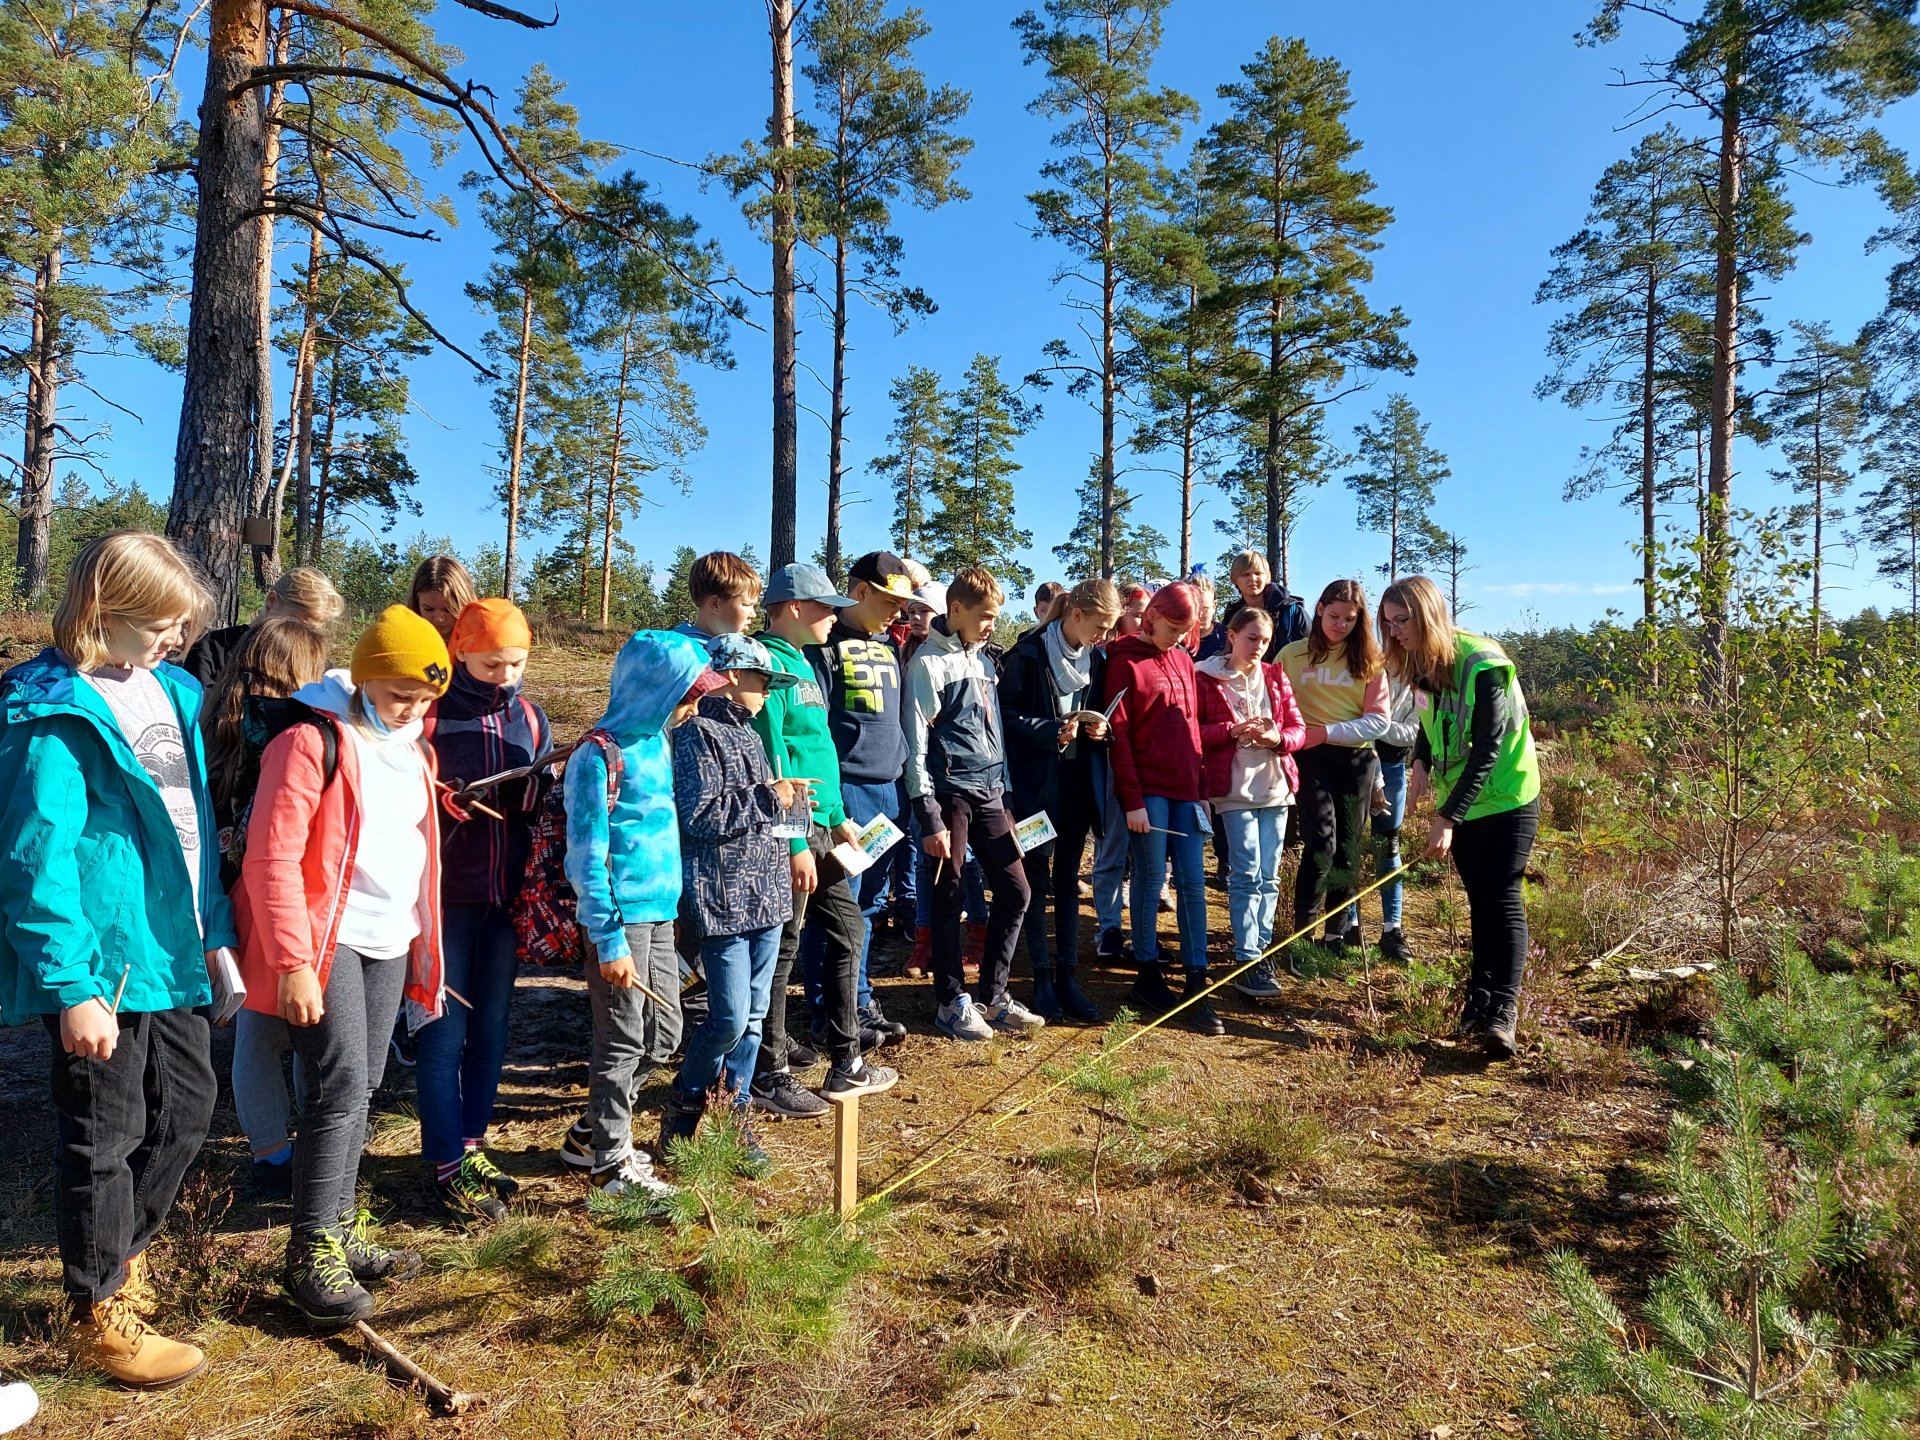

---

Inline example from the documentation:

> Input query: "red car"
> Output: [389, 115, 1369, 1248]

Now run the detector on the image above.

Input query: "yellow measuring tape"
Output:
[858, 863, 1413, 1213]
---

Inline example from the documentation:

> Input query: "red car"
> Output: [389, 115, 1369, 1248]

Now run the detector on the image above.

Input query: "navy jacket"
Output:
[817, 618, 908, 786]
[426, 666, 550, 907]
[998, 623, 1107, 830]
[671, 695, 792, 938]
[1200, 583, 1310, 663]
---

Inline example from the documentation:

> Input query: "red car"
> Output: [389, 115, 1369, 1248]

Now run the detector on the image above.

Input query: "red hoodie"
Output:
[1102, 633, 1204, 810]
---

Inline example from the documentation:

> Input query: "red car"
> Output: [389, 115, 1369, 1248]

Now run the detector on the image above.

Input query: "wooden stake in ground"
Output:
[828, 1092, 861, 1218]
[352, 1320, 481, 1415]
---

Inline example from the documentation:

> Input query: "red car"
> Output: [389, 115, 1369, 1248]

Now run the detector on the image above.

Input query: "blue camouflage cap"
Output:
[706, 631, 800, 688]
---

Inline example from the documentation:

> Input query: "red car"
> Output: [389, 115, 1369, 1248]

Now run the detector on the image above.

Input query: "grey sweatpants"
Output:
[585, 922, 683, 1168]
[285, 944, 407, 1241]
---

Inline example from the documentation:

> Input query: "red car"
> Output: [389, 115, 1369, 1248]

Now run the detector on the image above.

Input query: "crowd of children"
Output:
[0, 531, 1539, 1393]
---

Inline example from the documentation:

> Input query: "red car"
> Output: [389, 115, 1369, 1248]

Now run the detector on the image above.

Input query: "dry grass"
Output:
[0, 638, 1685, 1438]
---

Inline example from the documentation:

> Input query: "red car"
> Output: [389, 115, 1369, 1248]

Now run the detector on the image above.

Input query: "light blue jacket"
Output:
[564, 630, 710, 962]
[0, 648, 237, 1018]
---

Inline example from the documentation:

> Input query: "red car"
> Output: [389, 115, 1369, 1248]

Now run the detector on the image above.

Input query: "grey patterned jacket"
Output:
[670, 696, 794, 938]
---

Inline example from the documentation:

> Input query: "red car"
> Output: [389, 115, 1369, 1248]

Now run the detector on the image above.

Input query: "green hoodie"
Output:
[750, 631, 847, 854]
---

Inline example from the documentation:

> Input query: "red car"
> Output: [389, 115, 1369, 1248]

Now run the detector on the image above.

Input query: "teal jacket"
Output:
[0, 648, 237, 1019]
[565, 630, 711, 962]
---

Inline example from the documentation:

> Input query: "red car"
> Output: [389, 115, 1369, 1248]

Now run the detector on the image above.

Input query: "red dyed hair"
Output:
[1145, 581, 1197, 628]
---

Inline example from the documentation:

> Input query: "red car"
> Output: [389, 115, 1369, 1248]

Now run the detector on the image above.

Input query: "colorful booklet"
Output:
[830, 813, 907, 879]
[1013, 810, 1058, 855]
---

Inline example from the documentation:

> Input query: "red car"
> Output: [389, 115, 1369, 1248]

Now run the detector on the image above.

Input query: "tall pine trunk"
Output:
[1641, 264, 1658, 626]
[250, 13, 292, 590]
[16, 247, 60, 606]
[1810, 390, 1825, 650]
[769, 0, 800, 570]
[1703, 59, 1744, 676]
[311, 354, 341, 558]
[1100, 233, 1117, 577]
[171, 0, 268, 624]
[825, 232, 849, 580]
[503, 283, 535, 600]
[599, 325, 634, 627]
[291, 229, 323, 563]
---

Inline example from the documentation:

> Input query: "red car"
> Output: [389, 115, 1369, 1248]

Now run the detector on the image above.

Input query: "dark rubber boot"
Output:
[1182, 968, 1225, 1037]
[1055, 964, 1102, 1024]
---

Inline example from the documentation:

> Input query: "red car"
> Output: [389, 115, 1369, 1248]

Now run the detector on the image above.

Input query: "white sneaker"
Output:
[986, 995, 1047, 1032]
[0, 1382, 38, 1436]
[935, 995, 995, 1042]
[588, 1149, 677, 1202]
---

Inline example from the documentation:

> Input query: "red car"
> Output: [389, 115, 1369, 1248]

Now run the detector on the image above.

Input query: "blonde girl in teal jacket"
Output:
[0, 533, 235, 1392]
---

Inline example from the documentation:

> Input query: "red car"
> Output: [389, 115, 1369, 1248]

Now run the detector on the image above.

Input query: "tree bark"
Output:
[825, 232, 848, 581]
[311, 352, 340, 558]
[1641, 264, 1658, 626]
[503, 282, 534, 600]
[16, 247, 60, 606]
[170, 0, 269, 625]
[769, 0, 800, 571]
[250, 11, 292, 591]
[599, 324, 634, 628]
[1703, 57, 1744, 677]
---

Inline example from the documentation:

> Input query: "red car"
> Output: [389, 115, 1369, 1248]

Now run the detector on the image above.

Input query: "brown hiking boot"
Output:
[74, 1291, 206, 1389]
[120, 1251, 158, 1319]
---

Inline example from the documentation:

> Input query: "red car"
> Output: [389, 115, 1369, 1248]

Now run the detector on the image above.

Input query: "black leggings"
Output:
[1452, 799, 1539, 1009]
[1021, 785, 1097, 977]
[1293, 745, 1374, 935]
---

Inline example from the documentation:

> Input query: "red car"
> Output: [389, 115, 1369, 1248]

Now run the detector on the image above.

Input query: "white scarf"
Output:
[1040, 619, 1093, 708]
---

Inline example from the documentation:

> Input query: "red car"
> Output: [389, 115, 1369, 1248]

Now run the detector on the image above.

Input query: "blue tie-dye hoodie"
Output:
[564, 630, 711, 963]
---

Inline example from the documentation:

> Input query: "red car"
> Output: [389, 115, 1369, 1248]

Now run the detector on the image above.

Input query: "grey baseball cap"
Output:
[764, 563, 856, 608]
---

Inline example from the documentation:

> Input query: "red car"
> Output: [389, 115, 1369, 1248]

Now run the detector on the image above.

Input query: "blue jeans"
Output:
[1127, 796, 1209, 971]
[1344, 758, 1407, 932]
[674, 925, 781, 1105]
[1092, 751, 1129, 934]
[414, 902, 519, 1167]
[1221, 805, 1288, 965]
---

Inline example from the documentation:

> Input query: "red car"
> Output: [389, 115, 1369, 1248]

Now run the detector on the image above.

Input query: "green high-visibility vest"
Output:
[1417, 632, 1540, 823]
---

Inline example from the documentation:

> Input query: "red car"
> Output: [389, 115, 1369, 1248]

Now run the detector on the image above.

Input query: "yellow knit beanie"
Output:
[352, 604, 453, 693]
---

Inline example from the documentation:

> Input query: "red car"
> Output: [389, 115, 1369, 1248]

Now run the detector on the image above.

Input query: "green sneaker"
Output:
[464, 1149, 520, 1200]
[436, 1152, 508, 1224]
[284, 1230, 372, 1329]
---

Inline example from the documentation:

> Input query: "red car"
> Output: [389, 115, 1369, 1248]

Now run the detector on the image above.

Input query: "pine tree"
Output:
[1198, 36, 1413, 592]
[1535, 127, 1726, 622]
[872, 365, 948, 561]
[1414, 520, 1473, 616]
[465, 66, 613, 600]
[1861, 397, 1920, 636]
[1584, 0, 1920, 671]
[1347, 394, 1448, 583]
[1765, 321, 1871, 647]
[1015, 0, 1195, 576]
[925, 354, 1036, 589]
[802, 0, 970, 579]
[1127, 152, 1246, 574]
[1056, 461, 1168, 587]
[1211, 409, 1336, 582]
[0, 2, 189, 605]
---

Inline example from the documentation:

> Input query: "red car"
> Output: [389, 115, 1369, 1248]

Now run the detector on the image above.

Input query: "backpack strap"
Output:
[293, 711, 340, 792]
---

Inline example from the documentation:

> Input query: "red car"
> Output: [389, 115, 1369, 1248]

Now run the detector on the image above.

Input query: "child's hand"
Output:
[280, 968, 324, 1027]
[60, 1000, 118, 1060]
[1300, 724, 1329, 749]
[922, 829, 951, 861]
[771, 778, 810, 811]
[1080, 714, 1109, 741]
[832, 819, 862, 847]
[791, 849, 818, 895]
[600, 955, 639, 990]
[1370, 785, 1390, 816]
[1126, 808, 1152, 834]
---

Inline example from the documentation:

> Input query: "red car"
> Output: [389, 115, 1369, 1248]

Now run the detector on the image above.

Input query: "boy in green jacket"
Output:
[748, 565, 898, 1117]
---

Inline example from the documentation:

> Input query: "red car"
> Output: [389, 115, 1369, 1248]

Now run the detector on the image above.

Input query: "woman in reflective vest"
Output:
[1379, 576, 1541, 1059]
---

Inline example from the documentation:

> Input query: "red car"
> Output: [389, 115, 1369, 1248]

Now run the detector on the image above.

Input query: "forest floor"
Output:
[0, 636, 1677, 1439]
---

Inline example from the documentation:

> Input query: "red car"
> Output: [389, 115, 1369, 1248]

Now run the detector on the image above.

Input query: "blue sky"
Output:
[84, 1, 1920, 629]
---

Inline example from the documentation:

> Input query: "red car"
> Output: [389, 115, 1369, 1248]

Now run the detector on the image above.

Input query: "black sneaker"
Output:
[465, 1149, 520, 1200]
[823, 1057, 899, 1099]
[658, 1095, 702, 1159]
[1231, 959, 1284, 1002]
[284, 1231, 373, 1329]
[251, 1158, 293, 1203]
[858, 999, 908, 1046]
[339, 1206, 421, 1284]
[1455, 988, 1493, 1038]
[1479, 1002, 1519, 1060]
[785, 1034, 820, 1069]
[810, 1023, 885, 1055]
[1379, 927, 1413, 964]
[559, 1117, 594, 1170]
[1095, 928, 1132, 965]
[436, 1154, 509, 1224]
[750, 1069, 830, 1120]
[388, 1028, 416, 1070]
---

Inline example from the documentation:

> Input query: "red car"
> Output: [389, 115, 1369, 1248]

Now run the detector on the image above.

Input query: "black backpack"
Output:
[219, 699, 341, 890]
